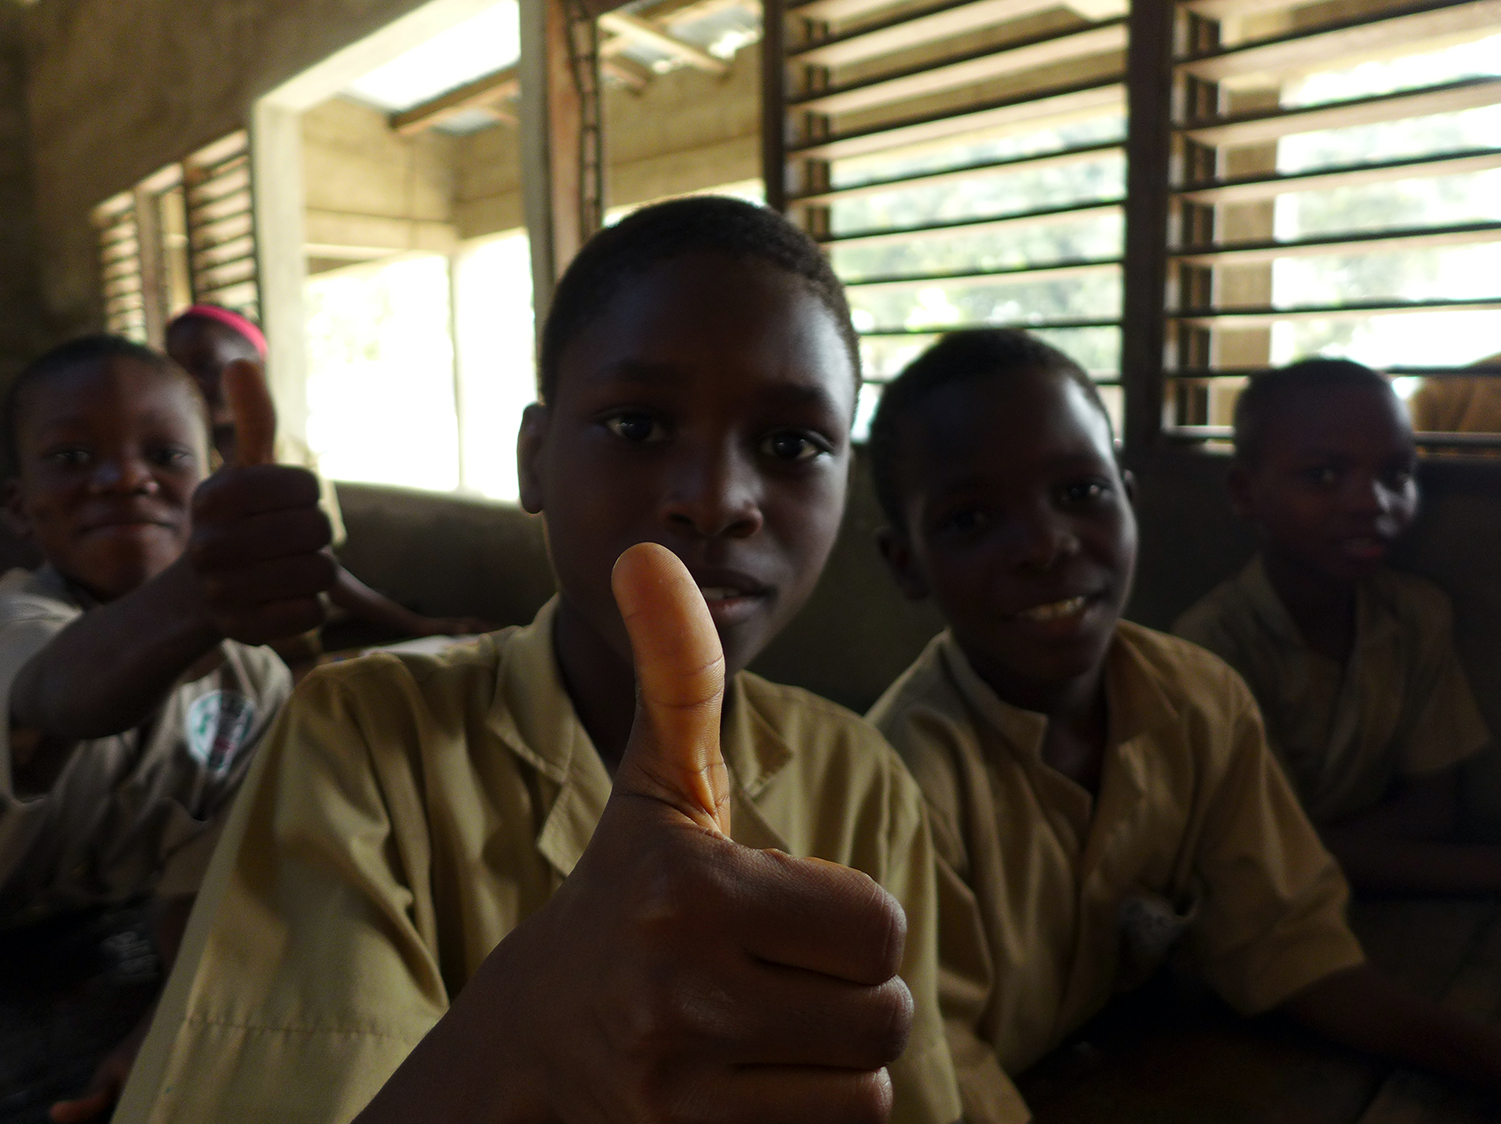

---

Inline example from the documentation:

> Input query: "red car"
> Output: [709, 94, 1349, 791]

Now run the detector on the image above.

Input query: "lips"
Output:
[1016, 595, 1089, 622]
[687, 568, 773, 627]
[1338, 535, 1390, 561]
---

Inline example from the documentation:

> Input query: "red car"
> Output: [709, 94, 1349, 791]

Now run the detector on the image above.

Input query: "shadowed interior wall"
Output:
[0, 5, 46, 384]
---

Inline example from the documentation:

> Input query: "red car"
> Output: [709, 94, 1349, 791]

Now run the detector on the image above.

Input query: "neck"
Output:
[1260, 548, 1357, 661]
[551, 596, 639, 774]
[965, 644, 1110, 791]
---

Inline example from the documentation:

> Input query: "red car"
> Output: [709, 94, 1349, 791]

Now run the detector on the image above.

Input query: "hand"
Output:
[412, 615, 497, 637]
[187, 358, 336, 645]
[49, 1007, 152, 1123]
[359, 543, 912, 1124]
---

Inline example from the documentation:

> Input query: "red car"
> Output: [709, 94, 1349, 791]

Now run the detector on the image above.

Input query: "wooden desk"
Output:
[1015, 899, 1501, 1123]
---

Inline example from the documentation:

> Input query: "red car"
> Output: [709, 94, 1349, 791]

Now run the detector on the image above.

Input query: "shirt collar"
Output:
[485, 596, 795, 877]
[1238, 553, 1401, 658]
[935, 624, 1182, 765]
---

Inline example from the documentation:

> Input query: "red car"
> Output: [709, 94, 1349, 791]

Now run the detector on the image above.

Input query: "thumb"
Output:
[610, 542, 731, 837]
[222, 357, 277, 467]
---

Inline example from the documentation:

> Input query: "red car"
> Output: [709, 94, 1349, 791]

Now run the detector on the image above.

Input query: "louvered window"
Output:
[91, 132, 260, 344]
[1164, 0, 1501, 452]
[92, 194, 147, 342]
[766, 0, 1501, 452]
[183, 132, 260, 322]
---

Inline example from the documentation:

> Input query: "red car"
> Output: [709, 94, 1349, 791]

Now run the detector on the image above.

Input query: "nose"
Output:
[1343, 472, 1389, 516]
[89, 454, 159, 496]
[1005, 501, 1079, 571]
[660, 440, 764, 540]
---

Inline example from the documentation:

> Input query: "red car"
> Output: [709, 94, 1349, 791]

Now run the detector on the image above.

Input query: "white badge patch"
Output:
[185, 690, 257, 774]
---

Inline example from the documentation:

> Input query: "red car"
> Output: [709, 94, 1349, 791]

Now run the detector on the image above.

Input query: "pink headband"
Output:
[174, 304, 268, 359]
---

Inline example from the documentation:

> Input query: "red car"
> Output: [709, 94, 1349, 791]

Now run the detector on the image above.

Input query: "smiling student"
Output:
[865, 330, 1501, 1123]
[1174, 360, 1499, 894]
[0, 335, 334, 1120]
[116, 197, 969, 1124]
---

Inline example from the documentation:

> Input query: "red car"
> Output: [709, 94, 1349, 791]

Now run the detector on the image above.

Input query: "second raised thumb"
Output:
[610, 542, 731, 837]
[223, 357, 278, 468]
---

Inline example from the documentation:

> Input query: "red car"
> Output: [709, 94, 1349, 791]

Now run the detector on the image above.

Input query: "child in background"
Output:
[866, 330, 1501, 1124]
[165, 306, 491, 641]
[117, 197, 969, 1124]
[1174, 360, 1500, 893]
[0, 335, 334, 1120]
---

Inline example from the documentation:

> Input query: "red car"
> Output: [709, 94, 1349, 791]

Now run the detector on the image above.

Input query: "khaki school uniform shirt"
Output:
[869, 623, 1365, 1123]
[117, 598, 963, 1124]
[0, 566, 291, 926]
[1174, 557, 1490, 824]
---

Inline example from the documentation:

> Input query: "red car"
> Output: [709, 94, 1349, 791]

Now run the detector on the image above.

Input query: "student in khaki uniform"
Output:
[865, 329, 1501, 1124]
[117, 198, 966, 1124]
[1174, 359, 1500, 893]
[166, 306, 491, 640]
[0, 335, 335, 1120]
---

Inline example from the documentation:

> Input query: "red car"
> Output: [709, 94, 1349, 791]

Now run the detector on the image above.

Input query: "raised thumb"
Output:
[223, 357, 277, 468]
[610, 542, 731, 837]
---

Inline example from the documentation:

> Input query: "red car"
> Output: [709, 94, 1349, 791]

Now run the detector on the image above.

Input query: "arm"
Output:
[11, 558, 220, 742]
[1320, 770, 1501, 895]
[1282, 962, 1501, 1090]
[328, 567, 494, 637]
[11, 464, 333, 791]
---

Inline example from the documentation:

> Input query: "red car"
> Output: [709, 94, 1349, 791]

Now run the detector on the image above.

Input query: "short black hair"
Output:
[537, 195, 860, 403]
[869, 328, 1110, 531]
[4, 334, 202, 474]
[1233, 358, 1401, 468]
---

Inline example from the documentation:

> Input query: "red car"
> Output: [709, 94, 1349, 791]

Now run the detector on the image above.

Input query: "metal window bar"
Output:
[184, 131, 261, 323]
[1158, 0, 1501, 454]
[767, 0, 1132, 387]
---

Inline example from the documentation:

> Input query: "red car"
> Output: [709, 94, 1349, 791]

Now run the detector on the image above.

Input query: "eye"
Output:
[760, 431, 830, 464]
[1301, 465, 1339, 487]
[604, 413, 667, 444]
[1059, 479, 1110, 506]
[1380, 465, 1414, 490]
[938, 507, 988, 535]
[150, 445, 196, 469]
[46, 448, 92, 468]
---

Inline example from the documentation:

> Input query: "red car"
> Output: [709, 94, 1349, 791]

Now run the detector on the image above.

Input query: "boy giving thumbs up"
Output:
[115, 199, 975, 1123]
[0, 336, 335, 1120]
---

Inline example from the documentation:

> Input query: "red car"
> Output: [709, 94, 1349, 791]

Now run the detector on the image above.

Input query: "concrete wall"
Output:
[0, 6, 47, 382]
[22, 0, 440, 338]
[451, 42, 760, 241]
[303, 97, 459, 271]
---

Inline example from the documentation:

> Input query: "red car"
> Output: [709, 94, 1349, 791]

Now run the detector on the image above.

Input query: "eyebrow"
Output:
[585, 361, 848, 414]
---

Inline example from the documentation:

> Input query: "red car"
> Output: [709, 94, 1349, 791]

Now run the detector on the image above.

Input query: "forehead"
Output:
[556, 253, 857, 415]
[1256, 384, 1411, 458]
[901, 368, 1113, 490]
[20, 357, 204, 434]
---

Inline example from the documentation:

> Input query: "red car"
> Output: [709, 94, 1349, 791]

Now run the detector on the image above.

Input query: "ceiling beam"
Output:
[389, 64, 520, 135]
[597, 10, 728, 72]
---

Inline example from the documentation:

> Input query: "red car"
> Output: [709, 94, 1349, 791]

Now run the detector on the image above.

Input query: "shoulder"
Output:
[1369, 567, 1455, 627]
[867, 633, 965, 750]
[1172, 574, 1254, 655]
[0, 566, 78, 626]
[292, 631, 509, 717]
[1117, 620, 1260, 727]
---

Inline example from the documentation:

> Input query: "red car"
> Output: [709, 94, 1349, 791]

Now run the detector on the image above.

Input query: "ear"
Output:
[1226, 462, 1256, 521]
[517, 403, 549, 515]
[4, 477, 31, 539]
[876, 526, 930, 602]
